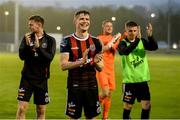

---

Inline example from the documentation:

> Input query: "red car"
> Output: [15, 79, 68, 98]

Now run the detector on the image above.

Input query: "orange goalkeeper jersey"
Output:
[98, 34, 119, 73]
[96, 34, 120, 90]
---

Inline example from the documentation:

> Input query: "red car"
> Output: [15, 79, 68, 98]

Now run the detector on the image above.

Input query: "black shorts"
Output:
[122, 82, 150, 104]
[17, 76, 49, 105]
[65, 88, 101, 119]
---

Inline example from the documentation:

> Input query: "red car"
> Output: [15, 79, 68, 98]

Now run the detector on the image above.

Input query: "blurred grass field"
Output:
[0, 53, 180, 119]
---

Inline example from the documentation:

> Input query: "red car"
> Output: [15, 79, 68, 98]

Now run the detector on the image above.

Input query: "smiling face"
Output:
[74, 13, 90, 33]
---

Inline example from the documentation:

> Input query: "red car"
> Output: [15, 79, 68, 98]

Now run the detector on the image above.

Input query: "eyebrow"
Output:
[129, 30, 137, 31]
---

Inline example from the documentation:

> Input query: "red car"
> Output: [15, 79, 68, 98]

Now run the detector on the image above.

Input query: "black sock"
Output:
[141, 109, 150, 119]
[123, 109, 131, 119]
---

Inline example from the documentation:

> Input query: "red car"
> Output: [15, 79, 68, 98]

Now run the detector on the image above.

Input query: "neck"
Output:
[128, 38, 135, 42]
[103, 32, 112, 36]
[127, 36, 136, 41]
[75, 30, 88, 39]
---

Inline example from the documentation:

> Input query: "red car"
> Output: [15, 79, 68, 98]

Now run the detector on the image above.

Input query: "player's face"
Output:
[103, 22, 113, 35]
[126, 26, 138, 40]
[28, 20, 41, 33]
[74, 13, 90, 32]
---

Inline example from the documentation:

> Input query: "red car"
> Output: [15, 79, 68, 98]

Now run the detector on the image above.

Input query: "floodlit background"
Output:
[0, 0, 180, 119]
[0, 0, 180, 51]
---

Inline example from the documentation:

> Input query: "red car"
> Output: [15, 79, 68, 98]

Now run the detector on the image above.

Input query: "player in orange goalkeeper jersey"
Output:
[96, 20, 121, 119]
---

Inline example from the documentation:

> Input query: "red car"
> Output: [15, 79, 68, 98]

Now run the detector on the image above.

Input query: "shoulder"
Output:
[97, 35, 107, 42]
[97, 34, 104, 39]
[140, 38, 147, 43]
[91, 35, 99, 40]
[90, 35, 103, 52]
[90, 35, 101, 44]
[61, 34, 72, 43]
[119, 39, 128, 47]
[120, 38, 127, 43]
[63, 34, 73, 40]
[140, 38, 146, 41]
[60, 34, 73, 47]
[45, 34, 56, 43]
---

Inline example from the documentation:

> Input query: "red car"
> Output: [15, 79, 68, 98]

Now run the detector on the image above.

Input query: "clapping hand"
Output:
[25, 32, 31, 46]
[82, 48, 90, 64]
[137, 26, 141, 39]
[146, 23, 153, 37]
[94, 52, 103, 63]
[34, 34, 40, 48]
[108, 33, 121, 48]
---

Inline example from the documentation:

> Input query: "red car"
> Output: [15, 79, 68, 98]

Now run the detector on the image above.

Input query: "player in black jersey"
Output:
[60, 10, 104, 119]
[16, 15, 56, 119]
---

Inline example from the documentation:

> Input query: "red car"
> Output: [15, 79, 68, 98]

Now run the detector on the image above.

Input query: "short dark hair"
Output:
[125, 21, 138, 28]
[74, 10, 90, 17]
[29, 15, 44, 26]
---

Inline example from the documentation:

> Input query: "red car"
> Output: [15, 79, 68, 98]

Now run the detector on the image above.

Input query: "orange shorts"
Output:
[96, 70, 116, 91]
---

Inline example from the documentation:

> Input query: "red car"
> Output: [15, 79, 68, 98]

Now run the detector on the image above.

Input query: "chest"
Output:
[69, 37, 97, 60]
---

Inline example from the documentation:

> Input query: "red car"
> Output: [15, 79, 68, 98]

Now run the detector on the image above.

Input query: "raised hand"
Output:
[108, 32, 121, 48]
[25, 32, 31, 46]
[82, 48, 90, 64]
[146, 23, 153, 37]
[137, 26, 141, 39]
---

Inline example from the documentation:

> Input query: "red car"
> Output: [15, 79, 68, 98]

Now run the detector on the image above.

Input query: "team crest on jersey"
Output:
[89, 44, 95, 52]
[41, 43, 47, 48]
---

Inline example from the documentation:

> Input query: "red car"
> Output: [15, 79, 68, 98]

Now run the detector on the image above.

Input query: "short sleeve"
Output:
[95, 38, 103, 53]
[60, 38, 70, 53]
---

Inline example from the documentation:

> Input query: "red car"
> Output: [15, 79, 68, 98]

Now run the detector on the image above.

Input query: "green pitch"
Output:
[0, 53, 180, 119]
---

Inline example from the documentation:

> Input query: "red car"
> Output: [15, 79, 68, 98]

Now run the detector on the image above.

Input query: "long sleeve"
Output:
[38, 37, 56, 62]
[19, 37, 32, 60]
[118, 39, 140, 55]
[142, 36, 158, 51]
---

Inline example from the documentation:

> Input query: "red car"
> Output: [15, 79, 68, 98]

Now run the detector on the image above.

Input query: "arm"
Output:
[142, 23, 158, 51]
[103, 40, 119, 52]
[142, 36, 158, 51]
[103, 33, 121, 52]
[60, 53, 84, 71]
[102, 44, 109, 52]
[38, 37, 56, 61]
[94, 53, 104, 72]
[60, 49, 89, 71]
[19, 36, 33, 60]
[118, 39, 140, 55]
[93, 39, 104, 71]
[19, 37, 27, 60]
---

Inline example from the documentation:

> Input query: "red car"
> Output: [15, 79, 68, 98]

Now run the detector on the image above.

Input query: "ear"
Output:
[73, 17, 76, 25]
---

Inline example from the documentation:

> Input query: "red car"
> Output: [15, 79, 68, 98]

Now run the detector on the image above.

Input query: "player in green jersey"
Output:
[118, 21, 158, 119]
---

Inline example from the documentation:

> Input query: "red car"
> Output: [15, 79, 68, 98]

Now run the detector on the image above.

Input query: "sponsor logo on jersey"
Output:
[71, 47, 79, 50]
[45, 92, 49, 103]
